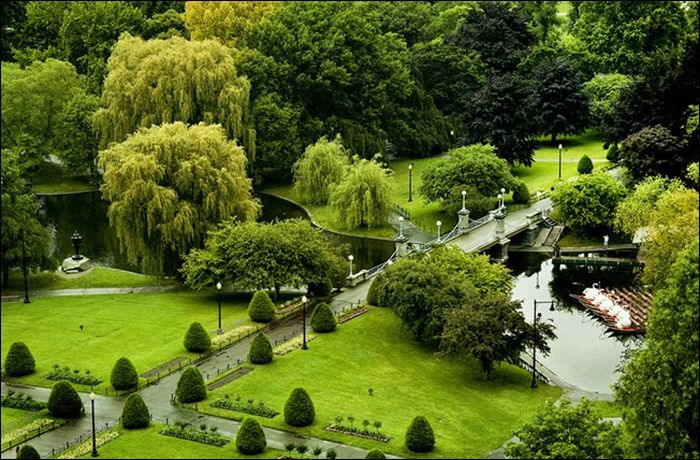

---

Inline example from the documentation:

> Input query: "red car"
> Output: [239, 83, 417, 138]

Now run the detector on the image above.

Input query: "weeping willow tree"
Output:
[94, 34, 256, 164]
[183, 1, 277, 48]
[292, 135, 351, 205]
[98, 122, 260, 275]
[329, 158, 391, 229]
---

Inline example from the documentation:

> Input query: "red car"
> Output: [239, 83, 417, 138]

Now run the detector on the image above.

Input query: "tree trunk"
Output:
[551, 132, 557, 142]
[274, 284, 280, 300]
[2, 266, 9, 288]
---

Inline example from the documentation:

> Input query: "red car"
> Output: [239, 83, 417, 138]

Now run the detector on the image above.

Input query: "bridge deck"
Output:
[553, 256, 644, 268]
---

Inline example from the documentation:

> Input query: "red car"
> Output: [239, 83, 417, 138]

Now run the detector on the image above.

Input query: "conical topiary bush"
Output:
[310, 303, 336, 332]
[236, 417, 267, 454]
[284, 387, 315, 427]
[577, 154, 593, 174]
[17, 445, 40, 459]
[110, 357, 139, 390]
[3, 342, 36, 377]
[405, 415, 435, 452]
[249, 333, 273, 364]
[184, 322, 211, 353]
[512, 182, 530, 204]
[248, 290, 276, 323]
[176, 367, 207, 403]
[121, 393, 150, 429]
[47, 380, 84, 419]
[365, 449, 387, 459]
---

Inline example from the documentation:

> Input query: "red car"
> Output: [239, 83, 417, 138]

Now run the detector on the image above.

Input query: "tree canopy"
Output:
[329, 158, 391, 230]
[98, 121, 259, 275]
[293, 136, 351, 205]
[550, 172, 626, 231]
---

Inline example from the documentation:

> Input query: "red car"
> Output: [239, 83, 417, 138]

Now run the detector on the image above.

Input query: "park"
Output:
[2, 2, 698, 459]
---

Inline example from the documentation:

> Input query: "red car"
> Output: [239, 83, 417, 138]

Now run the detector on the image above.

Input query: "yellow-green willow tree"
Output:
[183, 1, 277, 48]
[293, 135, 351, 205]
[329, 158, 391, 230]
[94, 34, 255, 163]
[98, 122, 260, 275]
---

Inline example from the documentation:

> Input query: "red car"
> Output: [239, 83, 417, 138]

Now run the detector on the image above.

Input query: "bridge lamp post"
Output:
[461, 190, 467, 211]
[398, 216, 404, 238]
[89, 391, 99, 457]
[348, 255, 354, 276]
[436, 221, 442, 242]
[558, 143, 563, 180]
[497, 193, 503, 209]
[408, 164, 413, 202]
[500, 188, 506, 209]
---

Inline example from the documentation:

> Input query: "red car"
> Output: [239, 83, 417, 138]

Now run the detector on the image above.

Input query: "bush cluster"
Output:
[110, 357, 139, 390]
[310, 303, 336, 332]
[184, 322, 211, 353]
[1, 391, 46, 411]
[308, 279, 333, 296]
[45, 365, 102, 386]
[236, 417, 267, 454]
[47, 381, 84, 419]
[17, 445, 41, 459]
[512, 182, 530, 204]
[4, 342, 36, 377]
[284, 388, 315, 427]
[405, 416, 435, 453]
[248, 290, 276, 323]
[606, 143, 619, 162]
[160, 422, 228, 446]
[249, 333, 273, 364]
[176, 367, 207, 403]
[121, 393, 150, 429]
[211, 394, 279, 418]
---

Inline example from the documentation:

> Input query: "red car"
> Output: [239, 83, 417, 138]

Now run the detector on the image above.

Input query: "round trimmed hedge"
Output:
[577, 154, 594, 174]
[284, 387, 315, 427]
[4, 342, 36, 377]
[308, 279, 333, 296]
[248, 290, 276, 323]
[176, 367, 207, 403]
[236, 417, 267, 454]
[606, 143, 619, 162]
[310, 303, 336, 332]
[365, 449, 387, 459]
[366, 274, 386, 307]
[512, 182, 530, 204]
[249, 333, 273, 364]
[47, 381, 84, 419]
[121, 393, 150, 429]
[405, 416, 435, 453]
[17, 445, 40, 459]
[184, 322, 211, 353]
[110, 357, 139, 390]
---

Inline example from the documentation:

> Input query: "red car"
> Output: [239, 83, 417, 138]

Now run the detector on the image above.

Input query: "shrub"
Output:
[284, 387, 315, 427]
[366, 274, 386, 307]
[405, 416, 435, 453]
[310, 303, 336, 332]
[110, 357, 139, 390]
[4, 342, 36, 377]
[160, 423, 228, 446]
[577, 154, 594, 174]
[249, 333, 273, 364]
[183, 322, 211, 353]
[235, 417, 267, 455]
[512, 181, 530, 204]
[121, 393, 150, 429]
[308, 279, 333, 296]
[17, 445, 40, 459]
[176, 367, 207, 403]
[366, 449, 387, 459]
[606, 143, 619, 162]
[45, 366, 102, 386]
[248, 290, 276, 323]
[1, 391, 46, 411]
[47, 381, 84, 419]
[210, 396, 279, 418]
[327, 448, 337, 459]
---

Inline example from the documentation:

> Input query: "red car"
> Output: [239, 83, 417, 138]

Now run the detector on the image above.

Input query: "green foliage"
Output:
[584, 73, 633, 142]
[365, 449, 387, 459]
[505, 398, 624, 459]
[1, 391, 46, 411]
[512, 182, 530, 205]
[45, 366, 102, 387]
[176, 367, 207, 404]
[47, 380, 84, 419]
[577, 155, 594, 174]
[308, 279, 333, 297]
[293, 136, 351, 205]
[550, 172, 626, 230]
[3, 342, 36, 377]
[54, 93, 101, 177]
[235, 417, 267, 455]
[97, 121, 259, 275]
[211, 395, 279, 418]
[183, 1, 276, 48]
[606, 143, 619, 162]
[329, 158, 391, 230]
[615, 242, 699, 458]
[183, 322, 211, 353]
[249, 333, 273, 365]
[284, 387, 315, 427]
[248, 291, 276, 323]
[310, 303, 337, 333]
[121, 393, 150, 429]
[405, 416, 435, 453]
[160, 422, 228, 446]
[619, 125, 685, 182]
[614, 177, 684, 236]
[17, 445, 40, 460]
[110, 357, 139, 390]
[251, 92, 302, 174]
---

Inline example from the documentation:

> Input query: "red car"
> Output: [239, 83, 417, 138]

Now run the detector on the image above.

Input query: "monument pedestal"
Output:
[62, 256, 92, 273]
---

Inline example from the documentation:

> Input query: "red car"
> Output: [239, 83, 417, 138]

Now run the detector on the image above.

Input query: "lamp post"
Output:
[21, 229, 30, 304]
[500, 188, 506, 209]
[348, 255, 354, 276]
[461, 190, 467, 211]
[531, 300, 556, 388]
[301, 295, 308, 350]
[398, 216, 404, 238]
[71, 231, 83, 260]
[497, 193, 503, 209]
[408, 164, 413, 202]
[450, 130, 455, 148]
[536, 191, 542, 202]
[89, 391, 98, 457]
[216, 281, 222, 334]
[436, 220, 442, 242]
[558, 143, 563, 180]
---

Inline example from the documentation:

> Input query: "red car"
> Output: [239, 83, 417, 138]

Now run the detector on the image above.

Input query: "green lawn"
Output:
[0, 291, 260, 393]
[31, 161, 98, 194]
[75, 424, 284, 459]
[199, 308, 562, 459]
[2, 267, 176, 295]
[587, 400, 623, 418]
[1, 406, 45, 431]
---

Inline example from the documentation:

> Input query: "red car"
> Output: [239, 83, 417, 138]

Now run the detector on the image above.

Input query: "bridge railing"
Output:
[365, 249, 398, 279]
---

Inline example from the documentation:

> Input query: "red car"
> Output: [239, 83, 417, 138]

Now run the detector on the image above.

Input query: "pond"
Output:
[40, 191, 638, 394]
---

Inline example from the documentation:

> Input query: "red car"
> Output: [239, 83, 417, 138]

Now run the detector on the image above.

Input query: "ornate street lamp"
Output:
[348, 255, 354, 276]
[461, 190, 467, 211]
[21, 230, 30, 304]
[408, 164, 413, 202]
[71, 231, 83, 260]
[436, 220, 442, 242]
[216, 282, 222, 334]
[89, 391, 98, 457]
[398, 216, 404, 238]
[301, 295, 308, 350]
[558, 143, 563, 180]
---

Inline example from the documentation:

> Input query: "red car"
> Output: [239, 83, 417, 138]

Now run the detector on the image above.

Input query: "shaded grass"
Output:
[1, 407, 46, 431]
[199, 308, 562, 459]
[75, 424, 284, 459]
[0, 291, 258, 392]
[587, 400, 623, 418]
[31, 162, 98, 194]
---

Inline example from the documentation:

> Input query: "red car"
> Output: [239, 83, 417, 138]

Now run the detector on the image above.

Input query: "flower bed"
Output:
[57, 429, 120, 459]
[159, 422, 229, 447]
[276, 297, 304, 315]
[273, 334, 316, 356]
[1, 391, 46, 411]
[212, 325, 257, 346]
[336, 305, 370, 324]
[2, 418, 57, 446]
[45, 364, 102, 386]
[210, 395, 279, 418]
[325, 424, 390, 443]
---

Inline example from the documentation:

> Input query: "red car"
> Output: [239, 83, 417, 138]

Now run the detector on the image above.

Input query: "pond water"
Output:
[40, 191, 638, 394]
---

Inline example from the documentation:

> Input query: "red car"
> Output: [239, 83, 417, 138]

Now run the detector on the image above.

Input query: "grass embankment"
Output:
[199, 308, 562, 459]
[2, 267, 175, 295]
[74, 424, 284, 459]
[31, 161, 98, 194]
[0, 291, 261, 393]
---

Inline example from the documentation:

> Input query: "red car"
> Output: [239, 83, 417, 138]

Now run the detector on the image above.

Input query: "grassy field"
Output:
[75, 424, 284, 459]
[1, 406, 45, 431]
[0, 291, 261, 393]
[2, 267, 176, 295]
[31, 161, 98, 194]
[199, 308, 562, 459]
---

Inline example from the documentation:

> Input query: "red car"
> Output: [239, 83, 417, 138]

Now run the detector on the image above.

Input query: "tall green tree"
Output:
[550, 172, 626, 231]
[1, 0, 28, 61]
[94, 34, 255, 163]
[183, 1, 276, 48]
[10, 1, 69, 65]
[583, 73, 633, 144]
[615, 241, 699, 458]
[329, 158, 391, 230]
[293, 136, 350, 205]
[619, 125, 685, 182]
[251, 93, 302, 175]
[54, 93, 101, 178]
[98, 122, 259, 275]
